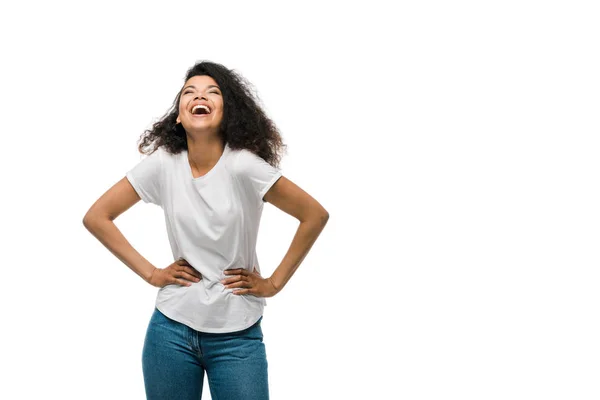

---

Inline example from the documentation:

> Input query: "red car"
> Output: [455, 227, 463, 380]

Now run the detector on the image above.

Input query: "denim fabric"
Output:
[142, 307, 269, 399]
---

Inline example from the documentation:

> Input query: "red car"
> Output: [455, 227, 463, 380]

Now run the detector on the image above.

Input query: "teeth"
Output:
[192, 104, 211, 114]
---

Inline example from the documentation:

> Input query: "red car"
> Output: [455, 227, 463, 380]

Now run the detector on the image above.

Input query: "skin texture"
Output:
[218, 172, 330, 297]
[134, 61, 286, 168]
[171, 75, 282, 295]
[176, 75, 223, 135]
[83, 72, 329, 296]
[148, 259, 202, 288]
[221, 267, 279, 298]
[176, 75, 226, 177]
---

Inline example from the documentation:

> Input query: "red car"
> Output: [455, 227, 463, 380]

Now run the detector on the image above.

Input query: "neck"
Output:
[186, 136, 225, 168]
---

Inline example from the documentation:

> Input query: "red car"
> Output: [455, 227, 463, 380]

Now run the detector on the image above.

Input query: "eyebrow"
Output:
[182, 85, 221, 91]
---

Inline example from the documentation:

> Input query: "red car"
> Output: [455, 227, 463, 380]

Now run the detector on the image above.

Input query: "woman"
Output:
[82, 60, 329, 399]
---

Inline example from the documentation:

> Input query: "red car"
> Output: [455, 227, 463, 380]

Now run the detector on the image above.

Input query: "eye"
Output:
[183, 90, 219, 95]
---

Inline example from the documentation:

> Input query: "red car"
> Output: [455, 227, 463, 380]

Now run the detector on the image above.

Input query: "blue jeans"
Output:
[142, 307, 269, 400]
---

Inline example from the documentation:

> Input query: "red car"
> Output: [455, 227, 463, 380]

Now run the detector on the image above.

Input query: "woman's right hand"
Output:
[148, 258, 202, 288]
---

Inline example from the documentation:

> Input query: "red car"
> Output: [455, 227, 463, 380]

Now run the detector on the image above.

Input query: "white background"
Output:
[1, 1, 598, 399]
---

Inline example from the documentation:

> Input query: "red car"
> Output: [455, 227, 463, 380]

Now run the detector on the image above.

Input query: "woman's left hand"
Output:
[221, 266, 279, 298]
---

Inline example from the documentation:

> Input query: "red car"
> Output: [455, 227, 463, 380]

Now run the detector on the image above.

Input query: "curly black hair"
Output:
[135, 60, 286, 168]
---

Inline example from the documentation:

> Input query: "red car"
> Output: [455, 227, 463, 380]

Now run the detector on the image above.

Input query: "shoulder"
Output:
[137, 146, 166, 162]
[228, 147, 261, 172]
[132, 146, 178, 175]
[229, 147, 257, 161]
[152, 145, 182, 166]
[154, 146, 170, 159]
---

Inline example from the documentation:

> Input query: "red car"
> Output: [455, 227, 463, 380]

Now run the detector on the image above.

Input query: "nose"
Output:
[194, 94, 207, 101]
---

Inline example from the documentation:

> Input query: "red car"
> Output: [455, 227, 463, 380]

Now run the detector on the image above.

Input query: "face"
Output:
[176, 75, 224, 135]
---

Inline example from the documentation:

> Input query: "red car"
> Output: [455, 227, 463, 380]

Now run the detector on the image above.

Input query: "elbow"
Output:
[82, 212, 101, 230]
[319, 210, 329, 226]
[302, 210, 328, 226]
[82, 214, 94, 230]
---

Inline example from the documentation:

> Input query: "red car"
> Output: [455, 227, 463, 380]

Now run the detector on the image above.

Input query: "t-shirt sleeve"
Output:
[235, 149, 283, 204]
[125, 148, 163, 206]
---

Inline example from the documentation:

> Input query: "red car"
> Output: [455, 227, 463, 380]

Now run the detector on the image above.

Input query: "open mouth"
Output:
[191, 104, 211, 116]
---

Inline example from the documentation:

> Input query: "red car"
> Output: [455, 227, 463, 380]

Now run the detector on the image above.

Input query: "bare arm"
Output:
[263, 176, 329, 292]
[82, 176, 157, 283]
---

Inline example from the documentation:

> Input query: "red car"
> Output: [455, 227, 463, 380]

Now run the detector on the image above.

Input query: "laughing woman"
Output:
[82, 60, 329, 400]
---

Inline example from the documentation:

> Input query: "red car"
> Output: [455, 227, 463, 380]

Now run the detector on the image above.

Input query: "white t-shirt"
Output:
[125, 142, 283, 333]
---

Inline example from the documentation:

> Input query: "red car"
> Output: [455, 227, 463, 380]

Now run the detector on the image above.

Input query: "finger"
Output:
[186, 267, 202, 279]
[175, 265, 198, 279]
[232, 288, 250, 295]
[226, 280, 251, 289]
[221, 275, 248, 285]
[225, 268, 249, 276]
[184, 272, 201, 282]
[170, 268, 191, 281]
[178, 271, 201, 282]
[173, 277, 192, 287]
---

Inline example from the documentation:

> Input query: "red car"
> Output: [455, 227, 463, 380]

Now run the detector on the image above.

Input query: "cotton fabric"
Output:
[126, 142, 282, 333]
